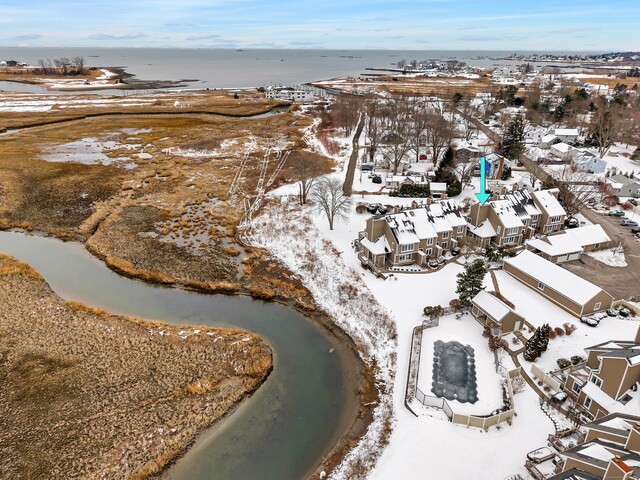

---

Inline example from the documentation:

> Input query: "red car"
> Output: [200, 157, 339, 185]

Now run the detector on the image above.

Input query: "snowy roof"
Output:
[581, 382, 631, 415]
[526, 234, 583, 256]
[576, 441, 615, 462]
[503, 189, 542, 220]
[610, 174, 640, 187]
[472, 290, 515, 323]
[551, 142, 573, 153]
[598, 416, 634, 433]
[532, 189, 566, 217]
[468, 220, 496, 238]
[555, 128, 579, 137]
[565, 225, 611, 247]
[431, 182, 447, 192]
[504, 250, 605, 305]
[541, 134, 558, 143]
[488, 199, 524, 228]
[361, 235, 390, 255]
[387, 209, 437, 245]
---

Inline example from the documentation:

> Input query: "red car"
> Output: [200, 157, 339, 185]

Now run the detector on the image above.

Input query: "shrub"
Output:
[557, 358, 571, 369]
[423, 305, 443, 317]
[390, 183, 431, 198]
[548, 329, 557, 340]
[554, 327, 565, 336]
[563, 323, 577, 335]
[622, 202, 634, 210]
[570, 355, 584, 365]
[449, 298, 463, 311]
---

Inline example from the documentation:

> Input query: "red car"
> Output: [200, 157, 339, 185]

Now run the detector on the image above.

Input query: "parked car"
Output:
[609, 210, 625, 217]
[366, 203, 381, 214]
[565, 217, 579, 228]
[621, 220, 639, 227]
[450, 247, 461, 256]
[436, 255, 446, 265]
[371, 175, 382, 184]
[428, 259, 439, 269]
[619, 308, 631, 318]
[361, 164, 374, 171]
[632, 227, 640, 234]
[607, 308, 619, 317]
[630, 198, 638, 206]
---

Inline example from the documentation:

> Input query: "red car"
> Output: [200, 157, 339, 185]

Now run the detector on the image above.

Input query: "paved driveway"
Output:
[562, 208, 640, 300]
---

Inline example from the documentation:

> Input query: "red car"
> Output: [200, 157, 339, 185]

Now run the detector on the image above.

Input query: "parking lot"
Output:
[563, 208, 640, 300]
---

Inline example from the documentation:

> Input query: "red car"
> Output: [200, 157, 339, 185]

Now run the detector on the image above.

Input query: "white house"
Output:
[266, 86, 315, 103]
[539, 134, 559, 149]
[550, 142, 576, 161]
[606, 175, 640, 198]
[571, 151, 607, 174]
[554, 128, 580, 143]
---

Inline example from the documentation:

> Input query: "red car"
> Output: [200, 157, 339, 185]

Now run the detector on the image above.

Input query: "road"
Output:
[343, 115, 366, 196]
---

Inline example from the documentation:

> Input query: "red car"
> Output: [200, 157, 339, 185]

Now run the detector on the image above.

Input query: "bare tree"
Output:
[310, 177, 353, 230]
[407, 98, 429, 162]
[546, 166, 603, 215]
[589, 102, 618, 156]
[292, 152, 323, 205]
[332, 94, 361, 137]
[72, 56, 85, 74]
[424, 111, 453, 165]
[379, 98, 411, 174]
[363, 97, 382, 163]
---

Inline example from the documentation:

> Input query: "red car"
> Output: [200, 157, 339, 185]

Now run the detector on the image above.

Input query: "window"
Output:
[425, 248, 432, 256]
[594, 302, 601, 310]
[457, 226, 464, 233]
[590, 375, 603, 388]
[572, 383, 582, 394]
[427, 238, 434, 245]
[442, 232, 450, 239]
[594, 243, 600, 249]
[507, 227, 518, 235]
[456, 236, 462, 241]
[442, 242, 448, 249]
[398, 253, 412, 262]
[538, 282, 545, 291]
[532, 223, 537, 229]
[497, 226, 502, 235]
[584, 397, 592, 409]
[401, 244, 413, 252]
[550, 216, 561, 223]
[503, 236, 515, 244]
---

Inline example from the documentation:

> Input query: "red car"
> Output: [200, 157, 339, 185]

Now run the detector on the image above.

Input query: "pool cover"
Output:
[431, 340, 478, 404]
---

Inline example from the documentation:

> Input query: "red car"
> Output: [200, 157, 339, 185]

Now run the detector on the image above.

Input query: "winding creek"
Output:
[0, 231, 359, 479]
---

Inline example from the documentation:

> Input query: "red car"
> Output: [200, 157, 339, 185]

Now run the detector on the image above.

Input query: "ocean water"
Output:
[0, 47, 600, 89]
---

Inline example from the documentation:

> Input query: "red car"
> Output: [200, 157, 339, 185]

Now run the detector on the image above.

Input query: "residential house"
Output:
[471, 290, 526, 334]
[430, 182, 448, 199]
[358, 200, 467, 268]
[540, 134, 560, 149]
[551, 142, 577, 161]
[484, 153, 510, 179]
[467, 188, 547, 247]
[549, 414, 640, 479]
[265, 86, 315, 103]
[555, 128, 580, 144]
[607, 175, 640, 198]
[563, 334, 640, 421]
[532, 189, 567, 234]
[384, 174, 429, 191]
[572, 151, 608, 174]
[503, 250, 613, 317]
[526, 225, 611, 263]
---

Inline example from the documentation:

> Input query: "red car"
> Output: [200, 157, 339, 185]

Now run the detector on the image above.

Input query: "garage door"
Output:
[557, 255, 568, 263]
[567, 252, 581, 261]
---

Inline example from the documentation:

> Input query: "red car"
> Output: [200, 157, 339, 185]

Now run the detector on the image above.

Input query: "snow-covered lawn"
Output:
[586, 248, 628, 267]
[418, 314, 505, 415]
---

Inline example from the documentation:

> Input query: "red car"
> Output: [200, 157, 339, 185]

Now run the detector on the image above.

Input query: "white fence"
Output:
[531, 363, 562, 392]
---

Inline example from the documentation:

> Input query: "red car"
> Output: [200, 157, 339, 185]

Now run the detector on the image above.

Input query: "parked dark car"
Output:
[632, 227, 640, 234]
[609, 210, 625, 217]
[361, 164, 374, 171]
[565, 217, 579, 228]
[451, 247, 461, 256]
[619, 308, 631, 317]
[428, 259, 439, 269]
[371, 175, 382, 184]
[366, 203, 382, 214]
[630, 198, 638, 206]
[580, 316, 600, 327]
[621, 220, 639, 227]
[607, 308, 619, 317]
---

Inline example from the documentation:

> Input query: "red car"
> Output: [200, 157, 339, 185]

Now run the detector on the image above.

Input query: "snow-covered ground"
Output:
[586, 248, 628, 267]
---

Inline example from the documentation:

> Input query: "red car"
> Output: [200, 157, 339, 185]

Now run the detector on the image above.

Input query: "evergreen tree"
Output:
[538, 324, 550, 352]
[500, 114, 527, 161]
[501, 166, 512, 181]
[456, 259, 487, 306]
[523, 329, 541, 362]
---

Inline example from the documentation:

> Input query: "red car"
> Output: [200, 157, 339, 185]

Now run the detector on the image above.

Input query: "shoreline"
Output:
[0, 226, 378, 480]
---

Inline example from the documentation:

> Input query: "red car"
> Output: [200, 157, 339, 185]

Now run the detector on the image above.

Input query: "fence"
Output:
[531, 363, 562, 392]
[405, 317, 520, 428]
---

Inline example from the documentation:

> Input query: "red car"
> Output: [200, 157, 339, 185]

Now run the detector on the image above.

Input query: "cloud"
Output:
[185, 33, 221, 41]
[13, 33, 41, 41]
[85, 33, 148, 40]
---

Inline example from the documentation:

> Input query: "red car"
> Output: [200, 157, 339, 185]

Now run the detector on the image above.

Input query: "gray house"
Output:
[607, 175, 640, 198]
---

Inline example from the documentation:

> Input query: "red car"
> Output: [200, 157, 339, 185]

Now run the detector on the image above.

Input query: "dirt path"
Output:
[343, 115, 365, 196]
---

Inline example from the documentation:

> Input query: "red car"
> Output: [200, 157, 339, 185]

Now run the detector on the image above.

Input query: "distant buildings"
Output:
[265, 86, 315, 103]
[606, 175, 640, 198]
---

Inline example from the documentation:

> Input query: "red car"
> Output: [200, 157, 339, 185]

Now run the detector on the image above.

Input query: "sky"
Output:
[0, 0, 638, 51]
